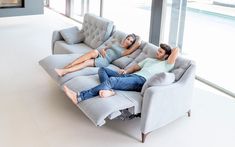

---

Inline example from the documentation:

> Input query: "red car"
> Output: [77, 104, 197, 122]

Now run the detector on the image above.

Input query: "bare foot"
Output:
[55, 68, 66, 77]
[63, 85, 78, 104]
[99, 90, 115, 98]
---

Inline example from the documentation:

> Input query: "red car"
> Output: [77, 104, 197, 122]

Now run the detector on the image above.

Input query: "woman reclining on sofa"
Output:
[55, 34, 141, 77]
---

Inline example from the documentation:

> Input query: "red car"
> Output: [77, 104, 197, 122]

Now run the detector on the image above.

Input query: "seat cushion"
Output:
[39, 54, 121, 85]
[54, 41, 94, 54]
[39, 54, 99, 85]
[63, 74, 143, 126]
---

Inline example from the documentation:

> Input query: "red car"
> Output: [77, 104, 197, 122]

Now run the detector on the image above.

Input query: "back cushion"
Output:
[98, 30, 144, 69]
[60, 26, 85, 44]
[125, 42, 158, 69]
[110, 31, 145, 69]
[170, 56, 192, 81]
[82, 13, 114, 49]
[125, 42, 192, 82]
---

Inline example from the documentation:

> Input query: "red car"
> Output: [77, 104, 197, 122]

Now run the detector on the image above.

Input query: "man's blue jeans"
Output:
[79, 67, 146, 101]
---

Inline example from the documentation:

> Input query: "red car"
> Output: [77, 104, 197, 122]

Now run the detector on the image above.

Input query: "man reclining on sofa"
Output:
[63, 43, 179, 104]
[55, 33, 141, 77]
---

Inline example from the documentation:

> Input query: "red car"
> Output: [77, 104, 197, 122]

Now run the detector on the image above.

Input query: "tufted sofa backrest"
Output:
[99, 30, 127, 49]
[124, 42, 158, 69]
[81, 13, 114, 49]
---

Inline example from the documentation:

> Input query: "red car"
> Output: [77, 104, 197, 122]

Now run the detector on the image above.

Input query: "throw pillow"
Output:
[141, 72, 175, 95]
[60, 26, 85, 44]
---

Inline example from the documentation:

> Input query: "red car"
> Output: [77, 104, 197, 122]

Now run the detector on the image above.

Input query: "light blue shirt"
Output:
[134, 58, 174, 80]
[105, 44, 125, 62]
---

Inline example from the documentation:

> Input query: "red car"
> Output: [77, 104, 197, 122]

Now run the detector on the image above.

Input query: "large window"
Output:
[49, 0, 66, 15]
[161, 0, 235, 96]
[184, 0, 235, 94]
[103, 0, 152, 41]
[46, 0, 235, 96]
[47, 0, 152, 41]
[71, 0, 101, 22]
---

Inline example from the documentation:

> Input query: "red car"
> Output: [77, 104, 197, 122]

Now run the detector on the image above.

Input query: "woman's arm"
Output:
[122, 36, 142, 56]
[167, 47, 179, 64]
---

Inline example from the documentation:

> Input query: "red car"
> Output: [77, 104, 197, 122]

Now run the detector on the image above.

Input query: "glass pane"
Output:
[71, 0, 100, 22]
[103, 0, 152, 41]
[49, 0, 66, 15]
[162, 0, 235, 94]
[183, 0, 235, 93]
[44, 0, 48, 6]
[160, 0, 173, 44]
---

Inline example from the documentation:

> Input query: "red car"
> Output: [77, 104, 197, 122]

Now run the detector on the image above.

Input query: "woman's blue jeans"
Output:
[79, 67, 146, 101]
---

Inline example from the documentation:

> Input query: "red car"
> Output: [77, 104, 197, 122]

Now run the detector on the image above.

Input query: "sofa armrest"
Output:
[140, 64, 196, 134]
[51, 30, 64, 54]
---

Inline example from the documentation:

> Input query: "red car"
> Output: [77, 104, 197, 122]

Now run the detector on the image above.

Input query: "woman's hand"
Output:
[119, 69, 127, 74]
[100, 48, 106, 58]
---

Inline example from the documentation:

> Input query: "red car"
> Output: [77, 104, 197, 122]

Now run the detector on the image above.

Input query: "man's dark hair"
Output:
[126, 33, 137, 48]
[160, 43, 172, 59]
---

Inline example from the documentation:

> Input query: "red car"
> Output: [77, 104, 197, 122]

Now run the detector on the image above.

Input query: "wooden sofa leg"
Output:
[141, 132, 149, 143]
[187, 110, 191, 117]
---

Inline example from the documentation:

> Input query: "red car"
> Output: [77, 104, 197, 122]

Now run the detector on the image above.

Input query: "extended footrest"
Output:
[64, 75, 142, 126]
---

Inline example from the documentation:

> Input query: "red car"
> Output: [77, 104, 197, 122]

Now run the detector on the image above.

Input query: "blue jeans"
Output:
[79, 67, 146, 101]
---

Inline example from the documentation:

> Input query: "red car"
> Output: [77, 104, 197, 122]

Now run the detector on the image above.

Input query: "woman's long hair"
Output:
[125, 33, 137, 48]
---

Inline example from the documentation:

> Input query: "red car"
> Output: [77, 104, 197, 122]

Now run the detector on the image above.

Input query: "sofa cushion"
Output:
[96, 30, 144, 69]
[141, 72, 175, 95]
[125, 42, 158, 69]
[60, 26, 85, 44]
[39, 54, 99, 85]
[82, 13, 114, 49]
[170, 56, 192, 81]
[63, 74, 142, 126]
[112, 49, 142, 69]
[39, 54, 122, 85]
[54, 41, 93, 54]
[96, 30, 127, 52]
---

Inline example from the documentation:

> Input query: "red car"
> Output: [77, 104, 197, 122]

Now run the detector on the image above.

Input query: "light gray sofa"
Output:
[39, 13, 196, 143]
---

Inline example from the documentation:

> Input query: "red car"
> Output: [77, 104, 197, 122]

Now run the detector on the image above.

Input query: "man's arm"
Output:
[120, 64, 141, 74]
[167, 48, 179, 64]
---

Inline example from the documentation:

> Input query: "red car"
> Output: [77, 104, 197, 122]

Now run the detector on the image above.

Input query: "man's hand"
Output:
[172, 47, 179, 54]
[119, 69, 127, 74]
[100, 48, 106, 58]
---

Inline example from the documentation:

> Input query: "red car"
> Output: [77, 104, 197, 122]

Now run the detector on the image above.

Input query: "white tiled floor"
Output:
[0, 8, 235, 147]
